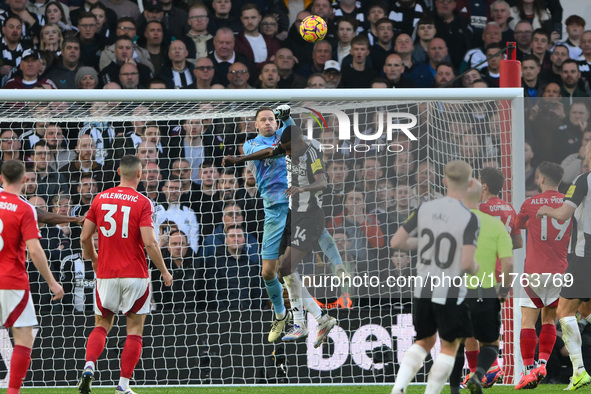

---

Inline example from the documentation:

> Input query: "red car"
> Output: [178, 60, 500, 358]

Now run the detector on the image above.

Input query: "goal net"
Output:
[0, 89, 524, 387]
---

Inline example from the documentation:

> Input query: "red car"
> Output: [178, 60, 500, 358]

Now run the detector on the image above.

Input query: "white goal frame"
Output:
[0, 87, 525, 386]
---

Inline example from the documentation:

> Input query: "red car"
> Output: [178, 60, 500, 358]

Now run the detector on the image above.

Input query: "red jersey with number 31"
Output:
[0, 191, 41, 290]
[86, 187, 154, 279]
[515, 190, 571, 274]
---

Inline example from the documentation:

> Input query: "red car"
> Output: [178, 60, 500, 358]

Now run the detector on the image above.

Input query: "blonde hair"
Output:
[444, 160, 472, 188]
[40, 24, 64, 51]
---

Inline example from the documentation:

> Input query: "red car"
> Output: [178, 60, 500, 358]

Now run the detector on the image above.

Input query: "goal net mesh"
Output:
[0, 95, 518, 387]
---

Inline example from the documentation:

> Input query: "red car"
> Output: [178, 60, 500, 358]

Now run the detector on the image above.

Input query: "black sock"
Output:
[450, 343, 465, 392]
[475, 345, 499, 381]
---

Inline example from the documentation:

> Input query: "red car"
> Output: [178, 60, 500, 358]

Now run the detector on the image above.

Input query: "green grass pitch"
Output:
[4, 384, 574, 393]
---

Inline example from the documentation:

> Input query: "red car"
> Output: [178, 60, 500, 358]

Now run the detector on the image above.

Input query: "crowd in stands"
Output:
[1, 0, 591, 317]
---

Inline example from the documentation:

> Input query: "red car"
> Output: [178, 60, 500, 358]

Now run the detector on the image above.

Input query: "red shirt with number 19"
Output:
[86, 187, 154, 279]
[0, 191, 41, 290]
[515, 190, 571, 274]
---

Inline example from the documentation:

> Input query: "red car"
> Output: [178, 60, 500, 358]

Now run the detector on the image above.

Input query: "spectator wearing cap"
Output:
[388, 0, 428, 36]
[0, 16, 33, 83]
[383, 53, 416, 88]
[275, 47, 306, 88]
[227, 61, 253, 89]
[5, 49, 57, 89]
[235, 4, 279, 75]
[432, 0, 473, 70]
[100, 0, 140, 21]
[207, 27, 252, 87]
[412, 17, 436, 64]
[207, 0, 242, 34]
[341, 35, 377, 88]
[5, 0, 44, 42]
[323, 60, 342, 88]
[47, 36, 81, 89]
[75, 66, 98, 88]
[158, 40, 196, 88]
[181, 4, 213, 62]
[370, 18, 394, 74]
[100, 35, 153, 87]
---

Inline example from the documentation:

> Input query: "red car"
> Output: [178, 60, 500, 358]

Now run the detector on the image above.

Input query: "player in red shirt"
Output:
[514, 162, 571, 389]
[459, 167, 524, 388]
[0, 160, 64, 394]
[78, 155, 173, 394]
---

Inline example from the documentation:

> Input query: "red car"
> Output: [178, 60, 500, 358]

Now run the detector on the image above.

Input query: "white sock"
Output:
[283, 273, 304, 326]
[392, 344, 428, 392]
[298, 273, 323, 321]
[560, 316, 586, 376]
[425, 353, 456, 394]
[84, 361, 95, 371]
[118, 377, 130, 390]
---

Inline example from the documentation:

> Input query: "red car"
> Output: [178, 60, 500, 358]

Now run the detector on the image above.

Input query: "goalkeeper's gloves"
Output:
[274, 104, 291, 121]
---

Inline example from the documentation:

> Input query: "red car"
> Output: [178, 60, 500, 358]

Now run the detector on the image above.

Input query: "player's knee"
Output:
[261, 265, 277, 281]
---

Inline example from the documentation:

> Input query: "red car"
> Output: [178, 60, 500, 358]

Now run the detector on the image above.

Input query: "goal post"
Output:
[0, 88, 525, 387]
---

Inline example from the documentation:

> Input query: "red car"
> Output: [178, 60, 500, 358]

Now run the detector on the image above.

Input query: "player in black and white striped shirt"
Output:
[271, 126, 338, 347]
[390, 160, 480, 394]
[537, 141, 591, 390]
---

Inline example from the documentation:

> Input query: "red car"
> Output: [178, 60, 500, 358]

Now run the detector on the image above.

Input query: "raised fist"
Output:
[274, 104, 291, 121]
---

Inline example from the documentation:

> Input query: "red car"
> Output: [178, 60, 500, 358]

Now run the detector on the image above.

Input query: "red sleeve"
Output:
[21, 205, 41, 242]
[139, 198, 153, 228]
[364, 215, 385, 248]
[514, 200, 530, 230]
[510, 206, 520, 236]
[86, 199, 97, 225]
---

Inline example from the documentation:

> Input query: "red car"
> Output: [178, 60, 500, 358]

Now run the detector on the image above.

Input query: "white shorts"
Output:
[520, 274, 562, 309]
[0, 289, 37, 328]
[95, 278, 150, 316]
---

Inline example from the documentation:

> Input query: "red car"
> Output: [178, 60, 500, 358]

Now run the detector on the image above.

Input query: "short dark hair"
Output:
[62, 35, 80, 50]
[77, 11, 97, 21]
[375, 17, 394, 29]
[240, 3, 260, 15]
[485, 42, 504, 53]
[562, 58, 580, 71]
[480, 166, 505, 196]
[351, 35, 370, 48]
[532, 28, 550, 41]
[200, 160, 215, 169]
[522, 54, 541, 64]
[566, 15, 585, 27]
[337, 16, 358, 30]
[1, 160, 25, 184]
[168, 229, 187, 240]
[225, 224, 244, 234]
[117, 17, 137, 27]
[280, 125, 302, 145]
[537, 161, 564, 186]
[417, 16, 435, 27]
[255, 106, 274, 119]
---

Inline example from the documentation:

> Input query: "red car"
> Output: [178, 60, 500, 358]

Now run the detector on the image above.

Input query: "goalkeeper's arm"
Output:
[222, 144, 285, 166]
